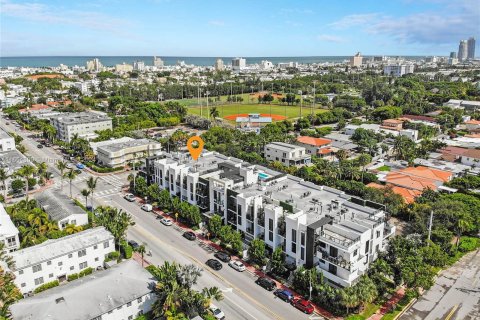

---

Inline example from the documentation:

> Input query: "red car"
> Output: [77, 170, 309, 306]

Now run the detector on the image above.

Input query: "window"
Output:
[21, 283, 26, 287]
[268, 218, 274, 242]
[95, 257, 99, 262]
[93, 245, 98, 250]
[6, 236, 16, 246]
[49, 273, 54, 278]
[32, 264, 42, 273]
[291, 229, 297, 243]
[78, 249, 86, 257]
[353, 249, 358, 257]
[300, 232, 305, 246]
[376, 230, 381, 238]
[137, 297, 142, 303]
[237, 215, 242, 226]
[365, 240, 370, 254]
[58, 262, 63, 266]
[103, 241, 109, 249]
[319, 241, 326, 248]
[70, 266, 74, 270]
[18, 269, 23, 275]
[34, 277, 44, 285]
[329, 246, 338, 258]
[68, 254, 72, 258]
[127, 302, 132, 307]
[47, 261, 52, 265]
[328, 264, 337, 276]
[300, 247, 305, 260]
[79, 262, 88, 270]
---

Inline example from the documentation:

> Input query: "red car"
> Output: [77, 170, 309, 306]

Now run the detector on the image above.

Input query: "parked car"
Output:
[74, 169, 82, 175]
[214, 251, 231, 263]
[141, 204, 153, 212]
[37, 144, 44, 149]
[76, 163, 85, 169]
[209, 304, 225, 320]
[291, 298, 314, 314]
[228, 260, 246, 272]
[255, 277, 276, 291]
[127, 240, 139, 250]
[182, 231, 196, 241]
[65, 163, 73, 169]
[160, 218, 173, 226]
[12, 192, 25, 198]
[124, 193, 136, 202]
[206, 259, 223, 271]
[273, 289, 294, 302]
[5, 122, 9, 125]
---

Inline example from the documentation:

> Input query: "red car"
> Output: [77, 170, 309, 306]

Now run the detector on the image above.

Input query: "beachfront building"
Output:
[49, 111, 112, 142]
[10, 260, 155, 320]
[150, 151, 395, 287]
[9, 227, 114, 294]
[350, 52, 363, 67]
[232, 58, 246, 71]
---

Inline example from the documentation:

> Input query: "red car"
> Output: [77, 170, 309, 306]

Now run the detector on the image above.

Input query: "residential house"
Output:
[460, 149, 480, 167]
[0, 202, 19, 252]
[264, 142, 311, 167]
[295, 136, 333, 158]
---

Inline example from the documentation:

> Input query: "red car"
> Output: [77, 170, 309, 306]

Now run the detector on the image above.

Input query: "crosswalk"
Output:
[53, 173, 126, 199]
[100, 175, 125, 188]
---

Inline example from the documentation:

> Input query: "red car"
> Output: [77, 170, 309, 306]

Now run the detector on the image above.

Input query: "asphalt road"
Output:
[1, 116, 323, 320]
[400, 249, 480, 320]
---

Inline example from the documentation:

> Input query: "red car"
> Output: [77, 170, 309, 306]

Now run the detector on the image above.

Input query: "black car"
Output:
[273, 289, 294, 302]
[206, 259, 223, 270]
[183, 231, 196, 241]
[255, 277, 276, 291]
[214, 251, 231, 263]
[128, 240, 140, 250]
[37, 144, 44, 149]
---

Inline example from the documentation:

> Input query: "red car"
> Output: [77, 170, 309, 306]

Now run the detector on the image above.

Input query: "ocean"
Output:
[0, 56, 424, 68]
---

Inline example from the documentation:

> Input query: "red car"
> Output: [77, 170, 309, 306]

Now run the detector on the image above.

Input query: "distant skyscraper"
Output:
[214, 58, 224, 71]
[458, 40, 468, 62]
[86, 58, 103, 72]
[153, 56, 164, 68]
[350, 52, 363, 67]
[133, 60, 145, 71]
[467, 37, 476, 60]
[449, 52, 457, 59]
[231, 58, 246, 71]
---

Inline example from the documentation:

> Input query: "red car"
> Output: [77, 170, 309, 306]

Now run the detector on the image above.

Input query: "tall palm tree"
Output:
[201, 287, 224, 306]
[136, 243, 147, 267]
[64, 224, 83, 235]
[81, 189, 90, 209]
[64, 169, 78, 198]
[56, 160, 68, 191]
[0, 168, 9, 199]
[86, 177, 98, 208]
[341, 287, 359, 315]
[27, 208, 49, 228]
[15, 165, 37, 201]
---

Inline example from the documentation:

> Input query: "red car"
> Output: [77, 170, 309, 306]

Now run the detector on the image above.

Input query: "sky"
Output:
[0, 0, 479, 57]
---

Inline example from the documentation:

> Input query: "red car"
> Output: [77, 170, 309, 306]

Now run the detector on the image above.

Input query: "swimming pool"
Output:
[258, 172, 270, 180]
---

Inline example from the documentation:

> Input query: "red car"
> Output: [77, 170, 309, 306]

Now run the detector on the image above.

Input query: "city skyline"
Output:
[1, 0, 479, 57]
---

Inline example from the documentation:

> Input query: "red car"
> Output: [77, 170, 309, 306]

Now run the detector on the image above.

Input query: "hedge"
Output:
[34, 280, 59, 293]
[67, 267, 94, 282]
[105, 251, 121, 262]
[120, 241, 133, 259]
[85, 161, 123, 173]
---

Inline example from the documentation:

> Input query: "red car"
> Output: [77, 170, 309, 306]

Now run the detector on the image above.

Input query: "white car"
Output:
[160, 218, 173, 226]
[124, 193, 136, 202]
[209, 304, 225, 320]
[141, 204, 153, 212]
[228, 260, 246, 272]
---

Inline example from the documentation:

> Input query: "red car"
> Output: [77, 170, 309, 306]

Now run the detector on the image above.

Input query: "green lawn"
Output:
[377, 165, 391, 172]
[187, 103, 327, 120]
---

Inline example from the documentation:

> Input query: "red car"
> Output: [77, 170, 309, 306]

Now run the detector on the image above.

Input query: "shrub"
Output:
[105, 251, 120, 262]
[458, 237, 480, 252]
[79, 267, 93, 277]
[120, 241, 133, 259]
[67, 273, 79, 281]
[34, 280, 59, 293]
[145, 265, 157, 275]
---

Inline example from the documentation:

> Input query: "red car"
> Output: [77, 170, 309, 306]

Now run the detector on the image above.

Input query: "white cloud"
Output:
[317, 34, 345, 43]
[208, 20, 225, 27]
[329, 13, 380, 29]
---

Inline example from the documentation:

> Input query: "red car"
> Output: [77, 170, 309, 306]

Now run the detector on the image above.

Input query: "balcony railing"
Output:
[246, 213, 254, 221]
[318, 231, 360, 248]
[318, 248, 353, 271]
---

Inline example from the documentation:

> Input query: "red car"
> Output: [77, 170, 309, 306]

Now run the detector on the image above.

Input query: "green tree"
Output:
[86, 176, 98, 208]
[56, 160, 68, 192]
[270, 247, 286, 275]
[0, 168, 10, 199]
[94, 206, 135, 249]
[0, 242, 22, 318]
[247, 238, 266, 265]
[64, 169, 78, 198]
[208, 214, 223, 238]
[81, 189, 90, 209]
[15, 165, 37, 201]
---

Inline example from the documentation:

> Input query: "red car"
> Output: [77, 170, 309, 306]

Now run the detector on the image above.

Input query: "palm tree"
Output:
[27, 208, 49, 228]
[136, 243, 147, 267]
[357, 153, 372, 182]
[56, 160, 68, 191]
[0, 168, 9, 199]
[64, 169, 78, 198]
[94, 206, 135, 249]
[64, 224, 83, 235]
[15, 165, 37, 201]
[341, 287, 360, 314]
[81, 189, 90, 209]
[86, 177, 98, 208]
[0, 243, 22, 319]
[177, 264, 202, 292]
[209, 106, 220, 122]
[201, 287, 224, 306]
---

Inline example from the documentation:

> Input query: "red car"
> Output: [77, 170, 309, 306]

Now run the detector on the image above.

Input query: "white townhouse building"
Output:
[10, 260, 156, 320]
[35, 190, 89, 230]
[264, 142, 311, 167]
[150, 151, 395, 287]
[0, 202, 20, 252]
[9, 227, 115, 294]
[49, 111, 112, 142]
[96, 138, 162, 168]
[0, 127, 15, 152]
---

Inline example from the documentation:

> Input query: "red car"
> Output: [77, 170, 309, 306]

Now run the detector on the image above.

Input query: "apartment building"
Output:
[35, 190, 89, 230]
[0, 128, 15, 152]
[383, 64, 414, 77]
[295, 136, 332, 157]
[9, 227, 115, 294]
[10, 260, 156, 320]
[96, 138, 162, 168]
[264, 142, 311, 167]
[49, 111, 112, 142]
[151, 151, 395, 287]
[0, 203, 19, 252]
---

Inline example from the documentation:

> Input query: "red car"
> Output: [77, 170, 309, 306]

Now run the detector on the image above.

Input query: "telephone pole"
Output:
[427, 210, 433, 245]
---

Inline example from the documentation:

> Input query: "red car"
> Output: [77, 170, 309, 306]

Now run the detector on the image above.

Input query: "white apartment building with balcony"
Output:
[0, 203, 19, 253]
[49, 111, 112, 142]
[264, 142, 311, 167]
[96, 138, 162, 168]
[383, 64, 415, 77]
[9, 227, 115, 294]
[150, 151, 395, 287]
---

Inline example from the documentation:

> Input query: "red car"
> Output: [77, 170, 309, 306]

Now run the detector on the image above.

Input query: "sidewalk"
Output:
[368, 287, 405, 320]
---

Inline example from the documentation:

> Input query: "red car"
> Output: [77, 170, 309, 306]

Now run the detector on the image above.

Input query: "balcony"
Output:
[246, 227, 254, 235]
[246, 213, 254, 221]
[318, 248, 353, 272]
[227, 213, 236, 224]
[277, 215, 286, 238]
[318, 231, 360, 249]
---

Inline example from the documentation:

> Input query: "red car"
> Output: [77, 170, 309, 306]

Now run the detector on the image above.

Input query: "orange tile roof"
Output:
[317, 147, 333, 155]
[386, 173, 438, 191]
[400, 166, 453, 182]
[19, 104, 49, 112]
[297, 136, 332, 147]
[367, 183, 420, 203]
[383, 119, 403, 124]
[463, 149, 480, 159]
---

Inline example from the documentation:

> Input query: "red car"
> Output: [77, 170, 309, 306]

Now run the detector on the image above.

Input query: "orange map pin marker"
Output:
[187, 136, 204, 160]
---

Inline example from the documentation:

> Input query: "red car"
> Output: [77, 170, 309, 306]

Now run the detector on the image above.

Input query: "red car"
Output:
[291, 298, 314, 314]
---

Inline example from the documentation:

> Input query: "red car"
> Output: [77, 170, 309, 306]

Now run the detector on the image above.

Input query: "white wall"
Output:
[100, 292, 156, 320]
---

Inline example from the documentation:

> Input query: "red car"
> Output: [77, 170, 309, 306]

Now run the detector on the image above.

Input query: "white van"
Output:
[141, 204, 153, 212]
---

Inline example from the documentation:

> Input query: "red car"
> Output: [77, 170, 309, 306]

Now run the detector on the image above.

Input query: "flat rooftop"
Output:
[266, 142, 303, 152]
[0, 149, 33, 174]
[0, 203, 18, 237]
[98, 138, 160, 153]
[51, 111, 111, 125]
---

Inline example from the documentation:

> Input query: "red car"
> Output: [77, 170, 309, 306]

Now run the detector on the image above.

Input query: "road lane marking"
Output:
[131, 222, 284, 320]
[444, 304, 458, 320]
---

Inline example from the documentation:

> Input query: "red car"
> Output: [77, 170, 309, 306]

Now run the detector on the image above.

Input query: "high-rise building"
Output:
[449, 52, 457, 59]
[115, 62, 133, 73]
[232, 57, 246, 71]
[86, 58, 103, 72]
[214, 58, 224, 71]
[133, 60, 145, 71]
[350, 52, 363, 67]
[458, 40, 468, 62]
[467, 37, 476, 60]
[153, 56, 164, 68]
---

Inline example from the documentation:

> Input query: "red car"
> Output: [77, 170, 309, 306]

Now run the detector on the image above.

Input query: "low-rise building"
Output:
[465, 119, 480, 132]
[35, 190, 89, 230]
[49, 111, 112, 142]
[0, 127, 15, 152]
[96, 138, 162, 168]
[0, 202, 19, 252]
[264, 142, 311, 167]
[10, 260, 155, 320]
[236, 114, 272, 133]
[444, 99, 480, 111]
[383, 64, 414, 77]
[151, 151, 394, 287]
[295, 136, 332, 157]
[460, 149, 480, 167]
[9, 227, 114, 294]
[0, 149, 34, 194]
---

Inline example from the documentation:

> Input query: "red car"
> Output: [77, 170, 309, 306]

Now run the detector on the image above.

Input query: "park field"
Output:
[187, 103, 327, 120]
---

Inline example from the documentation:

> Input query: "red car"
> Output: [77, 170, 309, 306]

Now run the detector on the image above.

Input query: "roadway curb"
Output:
[393, 298, 417, 320]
